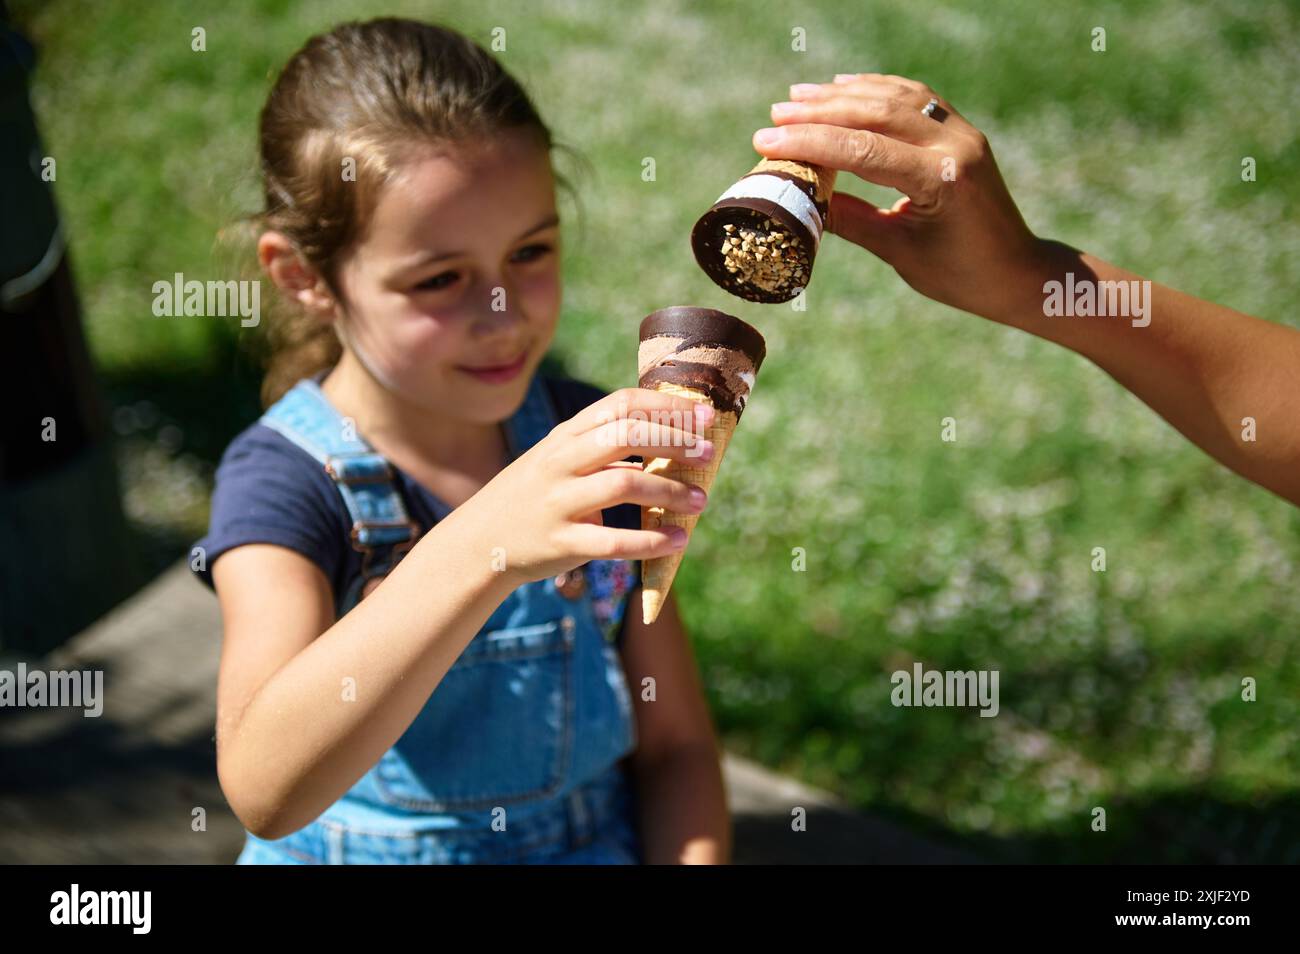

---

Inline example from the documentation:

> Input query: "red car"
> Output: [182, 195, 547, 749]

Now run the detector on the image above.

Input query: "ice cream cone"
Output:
[637, 307, 766, 624]
[691, 158, 837, 303]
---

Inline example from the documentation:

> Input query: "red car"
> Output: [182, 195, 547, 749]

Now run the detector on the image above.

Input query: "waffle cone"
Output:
[640, 382, 740, 624]
[749, 157, 838, 204]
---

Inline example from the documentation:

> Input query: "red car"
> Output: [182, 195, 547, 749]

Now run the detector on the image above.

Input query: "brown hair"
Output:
[249, 17, 564, 407]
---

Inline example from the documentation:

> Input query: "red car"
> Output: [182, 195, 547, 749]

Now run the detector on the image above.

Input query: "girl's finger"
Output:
[564, 467, 708, 518]
[771, 94, 946, 146]
[566, 415, 716, 476]
[564, 522, 688, 562]
[560, 386, 714, 439]
[752, 122, 943, 211]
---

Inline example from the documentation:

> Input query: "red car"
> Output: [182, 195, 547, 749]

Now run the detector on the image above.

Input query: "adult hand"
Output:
[756, 73, 1052, 322]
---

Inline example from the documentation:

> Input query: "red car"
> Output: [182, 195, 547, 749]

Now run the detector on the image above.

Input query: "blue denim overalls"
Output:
[234, 371, 643, 864]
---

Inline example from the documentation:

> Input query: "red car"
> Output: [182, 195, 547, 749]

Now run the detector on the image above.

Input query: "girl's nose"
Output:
[469, 281, 527, 337]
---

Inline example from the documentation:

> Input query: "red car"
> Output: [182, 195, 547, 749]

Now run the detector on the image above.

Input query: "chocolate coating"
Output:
[638, 307, 765, 419]
[691, 170, 828, 304]
[639, 307, 766, 370]
[638, 362, 735, 408]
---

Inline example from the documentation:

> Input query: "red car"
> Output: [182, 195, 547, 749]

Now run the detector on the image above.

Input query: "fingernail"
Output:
[789, 83, 820, 98]
[694, 403, 715, 425]
[688, 487, 708, 509]
[697, 440, 714, 460]
[668, 527, 688, 548]
[754, 127, 784, 147]
[770, 101, 801, 119]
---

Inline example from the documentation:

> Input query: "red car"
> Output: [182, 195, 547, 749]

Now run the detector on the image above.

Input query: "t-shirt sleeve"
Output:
[190, 422, 350, 595]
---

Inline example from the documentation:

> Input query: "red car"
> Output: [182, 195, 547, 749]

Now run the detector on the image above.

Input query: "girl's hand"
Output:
[756, 73, 1051, 323]
[466, 387, 715, 587]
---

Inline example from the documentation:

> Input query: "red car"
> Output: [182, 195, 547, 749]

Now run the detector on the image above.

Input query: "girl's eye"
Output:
[511, 243, 553, 263]
[414, 271, 460, 292]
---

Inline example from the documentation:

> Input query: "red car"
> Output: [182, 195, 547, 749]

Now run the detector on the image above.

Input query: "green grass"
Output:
[16, 0, 1300, 861]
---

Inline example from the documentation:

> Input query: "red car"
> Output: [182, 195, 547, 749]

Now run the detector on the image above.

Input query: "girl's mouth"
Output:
[456, 349, 528, 385]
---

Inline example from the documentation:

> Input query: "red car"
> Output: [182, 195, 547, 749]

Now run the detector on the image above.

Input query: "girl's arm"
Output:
[756, 75, 1300, 506]
[213, 387, 713, 840]
[213, 508, 520, 840]
[619, 590, 731, 864]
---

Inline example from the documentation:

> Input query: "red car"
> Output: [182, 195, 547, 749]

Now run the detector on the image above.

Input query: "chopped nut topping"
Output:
[718, 215, 809, 294]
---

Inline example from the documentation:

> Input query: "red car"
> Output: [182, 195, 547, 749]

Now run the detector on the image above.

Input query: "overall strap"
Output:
[259, 377, 420, 610]
[257, 372, 559, 614]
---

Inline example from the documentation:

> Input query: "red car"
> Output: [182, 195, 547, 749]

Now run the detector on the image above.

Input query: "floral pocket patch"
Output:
[584, 559, 638, 642]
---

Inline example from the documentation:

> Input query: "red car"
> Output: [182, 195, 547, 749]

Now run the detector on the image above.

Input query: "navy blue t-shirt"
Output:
[191, 374, 642, 637]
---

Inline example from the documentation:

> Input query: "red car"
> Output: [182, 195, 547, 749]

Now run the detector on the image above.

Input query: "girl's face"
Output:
[332, 128, 561, 424]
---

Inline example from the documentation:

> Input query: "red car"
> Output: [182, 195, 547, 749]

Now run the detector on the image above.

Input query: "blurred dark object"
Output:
[0, 7, 145, 656]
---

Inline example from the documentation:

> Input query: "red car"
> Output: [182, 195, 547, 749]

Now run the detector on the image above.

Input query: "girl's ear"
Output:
[257, 231, 337, 319]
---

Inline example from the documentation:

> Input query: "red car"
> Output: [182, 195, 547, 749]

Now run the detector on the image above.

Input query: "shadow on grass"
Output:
[708, 635, 1299, 864]
[91, 328, 258, 579]
[730, 790, 1300, 864]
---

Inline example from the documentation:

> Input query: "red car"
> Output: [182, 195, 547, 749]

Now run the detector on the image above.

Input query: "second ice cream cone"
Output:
[691, 157, 837, 303]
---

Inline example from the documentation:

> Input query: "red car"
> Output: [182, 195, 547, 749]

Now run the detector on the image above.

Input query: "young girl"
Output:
[192, 18, 730, 864]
